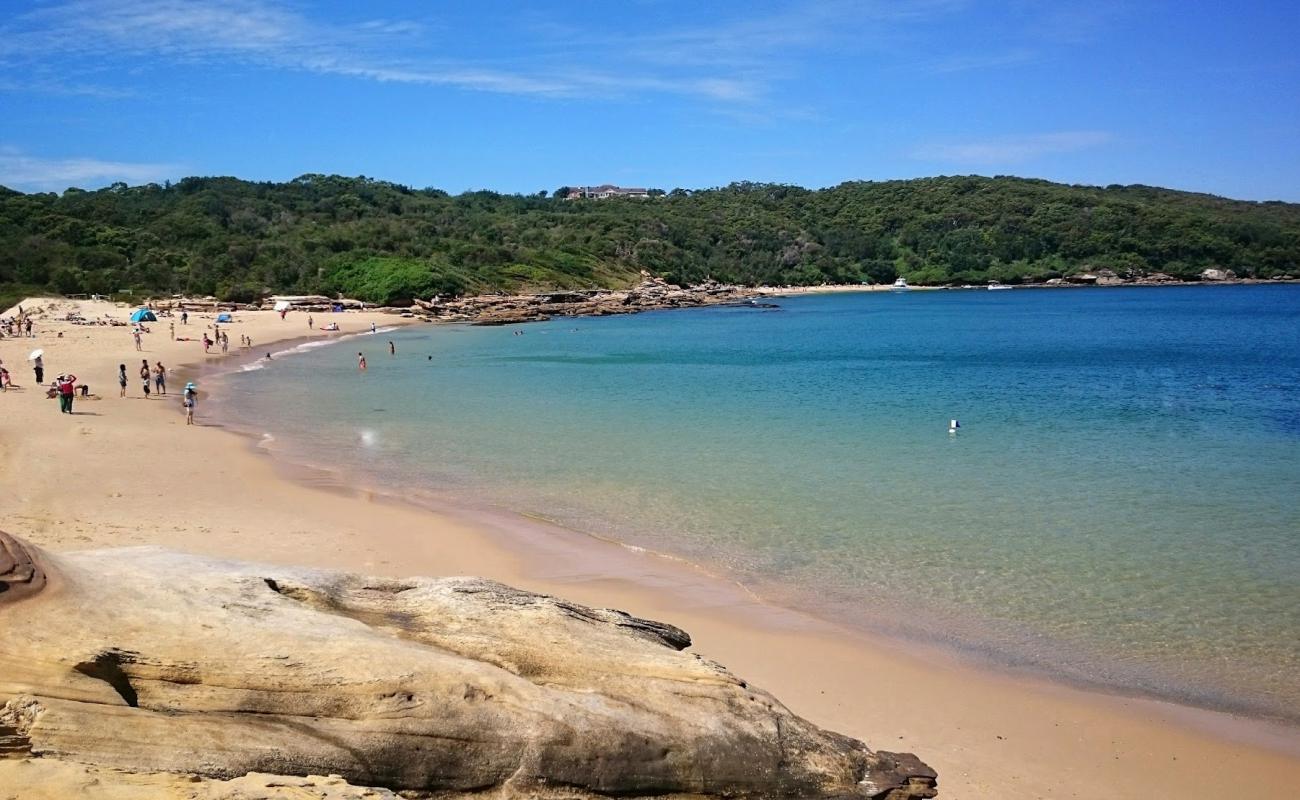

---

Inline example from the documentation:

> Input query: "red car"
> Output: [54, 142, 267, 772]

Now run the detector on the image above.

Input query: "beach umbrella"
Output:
[28, 349, 43, 360]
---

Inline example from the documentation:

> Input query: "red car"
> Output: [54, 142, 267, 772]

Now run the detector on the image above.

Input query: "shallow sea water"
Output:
[221, 285, 1300, 722]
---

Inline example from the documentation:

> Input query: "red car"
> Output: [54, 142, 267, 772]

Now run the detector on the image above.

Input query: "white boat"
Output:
[891, 277, 910, 291]
[987, 282, 1013, 291]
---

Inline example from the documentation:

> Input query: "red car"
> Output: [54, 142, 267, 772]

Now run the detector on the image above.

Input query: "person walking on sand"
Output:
[307, 315, 313, 329]
[183, 382, 197, 425]
[181, 310, 188, 325]
[154, 362, 167, 395]
[221, 332, 229, 354]
[57, 373, 76, 413]
[33, 354, 44, 385]
[170, 322, 175, 340]
[358, 352, 367, 371]
[118, 363, 127, 397]
[140, 359, 151, 398]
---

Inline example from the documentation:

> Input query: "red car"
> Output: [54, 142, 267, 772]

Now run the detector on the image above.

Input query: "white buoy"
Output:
[949, 419, 961, 433]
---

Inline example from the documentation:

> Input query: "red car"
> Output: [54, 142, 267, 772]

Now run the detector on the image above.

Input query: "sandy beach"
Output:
[2, 297, 1298, 798]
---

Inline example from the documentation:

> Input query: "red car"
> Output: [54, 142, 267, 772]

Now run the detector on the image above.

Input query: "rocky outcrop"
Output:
[0, 533, 936, 799]
[1200, 268, 1235, 281]
[0, 530, 47, 607]
[413, 273, 759, 326]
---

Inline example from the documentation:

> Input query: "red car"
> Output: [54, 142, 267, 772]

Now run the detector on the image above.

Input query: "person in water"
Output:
[388, 340, 395, 356]
[358, 352, 367, 371]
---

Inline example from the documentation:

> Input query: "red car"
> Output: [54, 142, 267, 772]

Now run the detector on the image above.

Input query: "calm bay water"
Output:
[221, 285, 1300, 721]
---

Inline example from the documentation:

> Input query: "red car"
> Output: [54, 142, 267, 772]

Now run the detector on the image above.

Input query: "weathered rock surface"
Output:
[0, 533, 936, 799]
[413, 273, 759, 326]
[1200, 267, 1235, 281]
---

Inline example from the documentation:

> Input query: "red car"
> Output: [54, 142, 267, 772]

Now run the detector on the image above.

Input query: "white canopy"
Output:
[273, 300, 292, 312]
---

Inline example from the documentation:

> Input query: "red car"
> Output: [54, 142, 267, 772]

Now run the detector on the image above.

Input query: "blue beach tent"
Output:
[130, 308, 157, 323]
[216, 313, 233, 323]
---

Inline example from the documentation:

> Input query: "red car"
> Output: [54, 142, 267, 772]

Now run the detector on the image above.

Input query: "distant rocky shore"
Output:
[411, 273, 761, 325]
[137, 268, 1296, 327]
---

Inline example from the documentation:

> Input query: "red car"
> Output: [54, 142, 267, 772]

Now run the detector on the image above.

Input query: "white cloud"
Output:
[0, 148, 183, 192]
[0, 0, 770, 103]
[912, 131, 1114, 165]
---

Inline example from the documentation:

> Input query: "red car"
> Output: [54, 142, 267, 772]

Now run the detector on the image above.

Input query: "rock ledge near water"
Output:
[0, 531, 936, 799]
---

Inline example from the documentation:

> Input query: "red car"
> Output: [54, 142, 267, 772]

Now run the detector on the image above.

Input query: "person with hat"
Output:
[57, 373, 77, 414]
[183, 382, 198, 425]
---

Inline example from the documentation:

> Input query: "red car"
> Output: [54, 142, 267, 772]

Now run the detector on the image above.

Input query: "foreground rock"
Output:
[0, 532, 936, 799]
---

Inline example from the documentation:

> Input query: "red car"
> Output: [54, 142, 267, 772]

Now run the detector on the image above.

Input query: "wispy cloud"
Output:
[912, 131, 1114, 165]
[0, 147, 183, 192]
[0, 0, 772, 103]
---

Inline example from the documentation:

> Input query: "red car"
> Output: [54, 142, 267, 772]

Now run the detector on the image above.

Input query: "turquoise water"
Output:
[221, 286, 1300, 722]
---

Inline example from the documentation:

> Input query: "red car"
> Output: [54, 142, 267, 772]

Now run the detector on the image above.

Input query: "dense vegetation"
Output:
[1, 174, 1297, 306]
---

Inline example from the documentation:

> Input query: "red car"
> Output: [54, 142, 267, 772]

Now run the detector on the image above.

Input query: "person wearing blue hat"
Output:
[183, 382, 198, 425]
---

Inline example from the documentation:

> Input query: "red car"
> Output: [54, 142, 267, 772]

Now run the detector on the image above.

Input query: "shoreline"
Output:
[206, 340, 1300, 731]
[4, 297, 1299, 798]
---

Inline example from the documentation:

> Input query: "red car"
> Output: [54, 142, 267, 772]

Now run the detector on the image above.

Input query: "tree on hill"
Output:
[0, 174, 1296, 304]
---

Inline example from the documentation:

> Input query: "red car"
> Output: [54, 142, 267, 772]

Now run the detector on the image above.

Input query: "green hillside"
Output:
[1, 174, 1297, 306]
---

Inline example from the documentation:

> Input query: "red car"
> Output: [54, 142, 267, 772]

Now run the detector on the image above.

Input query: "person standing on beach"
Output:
[181, 310, 188, 325]
[154, 362, 167, 395]
[183, 382, 197, 425]
[140, 360, 151, 398]
[370, 322, 377, 334]
[358, 352, 367, 371]
[57, 373, 76, 413]
[170, 322, 175, 340]
[33, 354, 44, 385]
[118, 364, 127, 397]
[307, 315, 313, 329]
[25, 318, 33, 337]
[132, 328, 142, 351]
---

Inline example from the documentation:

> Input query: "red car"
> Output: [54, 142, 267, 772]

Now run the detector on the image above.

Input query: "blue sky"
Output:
[1, 0, 1297, 199]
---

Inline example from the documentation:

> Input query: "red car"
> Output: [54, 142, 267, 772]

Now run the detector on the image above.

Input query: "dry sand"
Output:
[2, 297, 1298, 799]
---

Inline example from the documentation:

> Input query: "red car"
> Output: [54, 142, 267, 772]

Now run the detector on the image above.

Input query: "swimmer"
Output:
[358, 352, 367, 371]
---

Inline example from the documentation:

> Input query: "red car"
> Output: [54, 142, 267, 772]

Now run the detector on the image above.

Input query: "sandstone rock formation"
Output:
[0, 532, 936, 799]
[411, 274, 759, 325]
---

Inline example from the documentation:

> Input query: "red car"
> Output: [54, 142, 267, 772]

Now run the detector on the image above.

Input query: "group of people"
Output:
[119, 360, 168, 397]
[1, 313, 34, 338]
[203, 329, 231, 353]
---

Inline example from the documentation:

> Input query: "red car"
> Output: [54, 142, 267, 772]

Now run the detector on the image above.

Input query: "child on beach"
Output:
[183, 382, 197, 425]
[118, 364, 127, 397]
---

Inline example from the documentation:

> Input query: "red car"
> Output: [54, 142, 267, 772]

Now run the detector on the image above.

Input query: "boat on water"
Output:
[987, 282, 1013, 291]
[891, 277, 910, 291]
